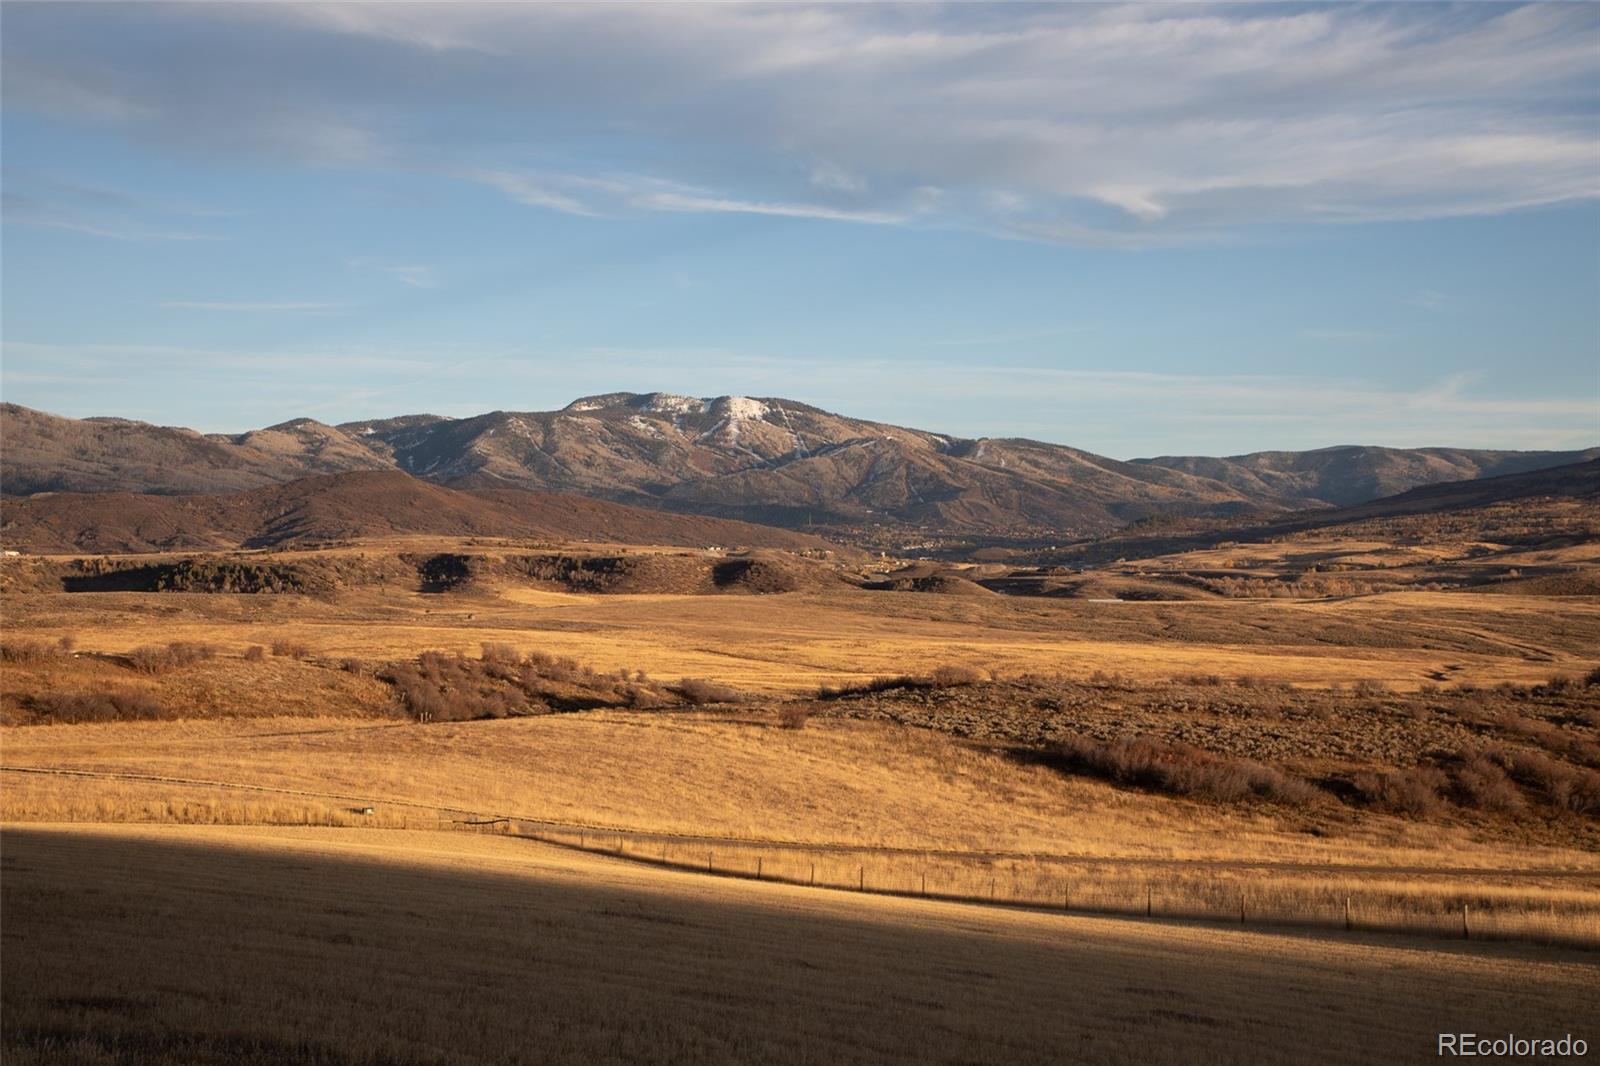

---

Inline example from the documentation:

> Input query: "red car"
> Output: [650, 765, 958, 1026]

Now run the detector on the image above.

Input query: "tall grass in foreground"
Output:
[5, 774, 1596, 949]
[515, 826, 1600, 950]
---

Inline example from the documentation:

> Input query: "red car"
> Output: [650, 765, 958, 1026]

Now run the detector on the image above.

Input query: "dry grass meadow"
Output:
[4, 536, 1599, 1062]
[5, 824, 1597, 1066]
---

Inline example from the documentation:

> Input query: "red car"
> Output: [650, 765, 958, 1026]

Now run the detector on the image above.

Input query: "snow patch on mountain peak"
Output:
[711, 396, 769, 421]
[632, 393, 705, 415]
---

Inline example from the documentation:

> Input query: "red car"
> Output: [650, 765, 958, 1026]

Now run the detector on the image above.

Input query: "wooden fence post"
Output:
[858, 865, 865, 891]
[1345, 896, 1352, 932]
[1062, 885, 1069, 911]
[1463, 903, 1470, 940]
[708, 851, 714, 873]
[921, 873, 926, 897]
[756, 857, 763, 881]
[1146, 885, 1152, 918]
[809, 862, 815, 886]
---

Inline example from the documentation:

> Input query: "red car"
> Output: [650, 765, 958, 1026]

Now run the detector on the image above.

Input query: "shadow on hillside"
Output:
[1, 829, 1590, 1066]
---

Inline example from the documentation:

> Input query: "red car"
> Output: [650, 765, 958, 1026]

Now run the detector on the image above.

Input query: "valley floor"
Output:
[7, 582, 1599, 694]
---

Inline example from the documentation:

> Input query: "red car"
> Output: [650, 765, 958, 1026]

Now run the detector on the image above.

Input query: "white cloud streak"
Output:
[2, 3, 1593, 244]
[157, 301, 344, 313]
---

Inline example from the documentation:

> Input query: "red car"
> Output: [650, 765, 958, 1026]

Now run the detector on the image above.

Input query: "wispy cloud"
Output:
[380, 265, 435, 289]
[629, 190, 904, 226]
[1403, 289, 1452, 311]
[5, 3, 1593, 244]
[157, 301, 344, 313]
[345, 256, 439, 289]
[1300, 329, 1379, 343]
[3, 181, 227, 241]
[459, 170, 595, 216]
[5, 216, 221, 241]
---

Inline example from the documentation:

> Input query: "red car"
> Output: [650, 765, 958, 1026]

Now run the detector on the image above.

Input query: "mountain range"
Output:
[4, 396, 1594, 539]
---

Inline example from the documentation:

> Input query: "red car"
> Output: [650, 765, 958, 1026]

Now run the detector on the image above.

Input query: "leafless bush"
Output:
[55, 635, 77, 653]
[1050, 735, 1321, 807]
[379, 647, 660, 722]
[777, 705, 811, 730]
[521, 650, 592, 684]
[818, 675, 927, 699]
[126, 641, 217, 674]
[1351, 767, 1447, 816]
[27, 688, 166, 723]
[381, 652, 532, 722]
[1533, 674, 1578, 696]
[674, 678, 744, 705]
[929, 664, 986, 688]
[1489, 749, 1600, 816]
[1585, 666, 1600, 688]
[271, 639, 311, 659]
[242, 645, 266, 662]
[1449, 750, 1525, 813]
[1352, 679, 1388, 696]
[126, 646, 172, 674]
[1, 640, 58, 663]
[626, 687, 668, 710]
[339, 658, 365, 675]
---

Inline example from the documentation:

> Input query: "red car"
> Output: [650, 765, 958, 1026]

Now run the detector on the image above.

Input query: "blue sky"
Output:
[2, 2, 1596, 458]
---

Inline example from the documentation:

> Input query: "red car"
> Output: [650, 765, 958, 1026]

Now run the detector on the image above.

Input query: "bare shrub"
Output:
[339, 658, 365, 675]
[1352, 679, 1388, 696]
[271, 639, 311, 659]
[28, 689, 166, 723]
[1050, 735, 1321, 807]
[929, 664, 986, 688]
[1450, 750, 1525, 813]
[777, 705, 811, 730]
[674, 678, 744, 705]
[817, 675, 930, 699]
[1490, 749, 1600, 816]
[378, 647, 656, 722]
[521, 651, 589, 684]
[626, 687, 668, 710]
[242, 645, 267, 662]
[125, 641, 216, 674]
[381, 652, 532, 722]
[1585, 666, 1600, 688]
[1351, 767, 1447, 816]
[55, 635, 77, 653]
[1, 640, 57, 663]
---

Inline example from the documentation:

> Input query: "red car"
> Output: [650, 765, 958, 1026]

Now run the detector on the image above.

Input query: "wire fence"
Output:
[7, 764, 1595, 951]
[493, 821, 1600, 951]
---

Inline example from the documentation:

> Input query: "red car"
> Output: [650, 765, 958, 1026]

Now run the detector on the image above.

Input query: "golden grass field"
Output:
[3, 537, 1598, 1062]
[4, 711, 1598, 947]
[5, 824, 1597, 1066]
[7, 574, 1599, 693]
